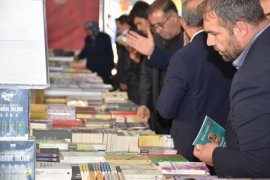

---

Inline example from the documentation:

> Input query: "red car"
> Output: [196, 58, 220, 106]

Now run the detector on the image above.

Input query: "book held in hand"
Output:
[193, 115, 226, 147]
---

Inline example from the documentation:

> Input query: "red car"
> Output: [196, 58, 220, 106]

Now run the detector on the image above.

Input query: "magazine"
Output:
[192, 115, 226, 147]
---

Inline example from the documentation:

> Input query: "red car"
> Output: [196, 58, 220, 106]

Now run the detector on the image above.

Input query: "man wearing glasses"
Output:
[127, 0, 183, 70]
[126, 0, 184, 134]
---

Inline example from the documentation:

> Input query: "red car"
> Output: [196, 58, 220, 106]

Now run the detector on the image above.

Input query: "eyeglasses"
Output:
[150, 13, 172, 30]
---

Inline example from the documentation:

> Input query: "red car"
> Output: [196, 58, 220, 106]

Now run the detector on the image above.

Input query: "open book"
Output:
[192, 115, 226, 147]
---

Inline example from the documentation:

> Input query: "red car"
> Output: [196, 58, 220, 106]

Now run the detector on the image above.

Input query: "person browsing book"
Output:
[193, 0, 270, 177]
[156, 0, 235, 162]
[75, 21, 114, 84]
[127, 0, 184, 134]
[126, 0, 183, 70]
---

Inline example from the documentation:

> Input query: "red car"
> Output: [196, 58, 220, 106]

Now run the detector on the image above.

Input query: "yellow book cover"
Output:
[45, 97, 67, 104]
[30, 104, 48, 119]
[104, 153, 151, 164]
[139, 134, 174, 148]
[76, 112, 112, 120]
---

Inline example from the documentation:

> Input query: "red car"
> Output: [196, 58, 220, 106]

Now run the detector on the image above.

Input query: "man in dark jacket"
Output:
[157, 0, 235, 162]
[193, 0, 270, 178]
[127, 0, 183, 134]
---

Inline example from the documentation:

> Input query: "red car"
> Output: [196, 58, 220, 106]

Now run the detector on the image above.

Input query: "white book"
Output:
[36, 162, 72, 179]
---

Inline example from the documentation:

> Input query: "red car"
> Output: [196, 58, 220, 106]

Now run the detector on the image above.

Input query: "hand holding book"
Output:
[193, 115, 226, 147]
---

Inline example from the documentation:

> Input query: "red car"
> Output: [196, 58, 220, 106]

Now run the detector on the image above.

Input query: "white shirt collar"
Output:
[190, 29, 205, 42]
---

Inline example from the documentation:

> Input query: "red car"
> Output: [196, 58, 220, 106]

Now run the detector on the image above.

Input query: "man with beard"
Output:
[193, 0, 270, 177]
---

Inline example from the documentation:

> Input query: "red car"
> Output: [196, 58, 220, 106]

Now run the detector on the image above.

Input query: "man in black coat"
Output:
[194, 0, 270, 178]
[127, 0, 183, 134]
[156, 0, 235, 161]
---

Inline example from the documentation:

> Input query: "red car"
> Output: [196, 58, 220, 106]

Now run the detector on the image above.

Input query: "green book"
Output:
[147, 154, 188, 164]
[192, 115, 226, 147]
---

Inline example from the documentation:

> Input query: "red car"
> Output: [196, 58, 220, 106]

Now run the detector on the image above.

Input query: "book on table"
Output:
[158, 161, 210, 175]
[0, 140, 36, 180]
[0, 89, 29, 140]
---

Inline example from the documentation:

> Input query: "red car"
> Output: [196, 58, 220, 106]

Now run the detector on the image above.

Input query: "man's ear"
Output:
[233, 21, 248, 38]
[180, 18, 188, 32]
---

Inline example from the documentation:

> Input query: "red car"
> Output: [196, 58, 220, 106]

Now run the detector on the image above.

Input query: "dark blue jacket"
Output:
[148, 33, 183, 70]
[157, 32, 235, 161]
[213, 25, 270, 178]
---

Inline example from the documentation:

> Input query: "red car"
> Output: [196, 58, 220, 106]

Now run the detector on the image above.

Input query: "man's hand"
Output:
[193, 143, 219, 166]
[74, 55, 79, 61]
[119, 83, 128, 91]
[126, 28, 154, 56]
[137, 105, 151, 119]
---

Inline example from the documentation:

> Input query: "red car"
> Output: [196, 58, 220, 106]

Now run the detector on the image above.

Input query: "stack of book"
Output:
[28, 58, 217, 179]
[0, 89, 36, 179]
[36, 147, 60, 162]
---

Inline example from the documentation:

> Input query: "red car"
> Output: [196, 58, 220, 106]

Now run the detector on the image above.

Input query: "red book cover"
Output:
[52, 119, 82, 128]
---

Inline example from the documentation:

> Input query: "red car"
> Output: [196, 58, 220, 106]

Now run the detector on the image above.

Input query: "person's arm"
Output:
[126, 29, 172, 70]
[213, 79, 270, 177]
[138, 60, 153, 108]
[137, 60, 153, 118]
[195, 79, 270, 178]
[148, 47, 171, 70]
[116, 45, 131, 85]
[156, 52, 189, 119]
[104, 34, 114, 70]
[126, 28, 154, 57]
[77, 37, 89, 60]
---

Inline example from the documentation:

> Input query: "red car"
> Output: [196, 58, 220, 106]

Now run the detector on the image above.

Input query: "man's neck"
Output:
[243, 19, 270, 48]
[187, 27, 204, 40]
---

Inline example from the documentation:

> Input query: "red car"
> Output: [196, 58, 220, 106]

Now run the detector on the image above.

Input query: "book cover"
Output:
[0, 89, 29, 140]
[71, 164, 82, 180]
[68, 143, 106, 152]
[159, 162, 210, 175]
[104, 153, 151, 164]
[139, 134, 174, 148]
[146, 154, 188, 164]
[36, 148, 59, 158]
[33, 129, 72, 141]
[117, 163, 163, 179]
[36, 162, 72, 179]
[0, 140, 35, 180]
[36, 157, 60, 162]
[192, 116, 226, 147]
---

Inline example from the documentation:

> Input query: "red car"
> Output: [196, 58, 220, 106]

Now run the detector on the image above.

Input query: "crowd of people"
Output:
[76, 0, 270, 178]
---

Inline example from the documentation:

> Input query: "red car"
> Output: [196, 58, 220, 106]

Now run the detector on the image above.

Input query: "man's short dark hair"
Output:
[147, 0, 178, 17]
[129, 1, 150, 23]
[116, 14, 129, 24]
[199, 0, 265, 33]
[182, 0, 203, 27]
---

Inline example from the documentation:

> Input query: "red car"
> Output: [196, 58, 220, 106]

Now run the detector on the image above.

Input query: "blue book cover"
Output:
[0, 140, 35, 180]
[0, 89, 29, 140]
[192, 115, 226, 147]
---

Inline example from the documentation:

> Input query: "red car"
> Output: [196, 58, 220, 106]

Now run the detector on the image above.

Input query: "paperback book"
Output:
[192, 115, 226, 147]
[0, 89, 29, 140]
[36, 162, 72, 180]
[0, 140, 36, 180]
[159, 162, 210, 175]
